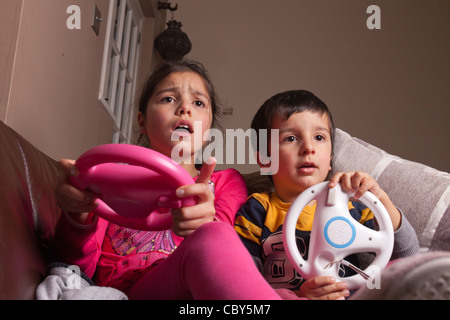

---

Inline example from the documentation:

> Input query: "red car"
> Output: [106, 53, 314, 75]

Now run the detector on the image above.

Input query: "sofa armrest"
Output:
[0, 120, 62, 299]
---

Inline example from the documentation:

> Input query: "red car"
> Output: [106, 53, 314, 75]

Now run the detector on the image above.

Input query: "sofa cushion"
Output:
[331, 129, 450, 252]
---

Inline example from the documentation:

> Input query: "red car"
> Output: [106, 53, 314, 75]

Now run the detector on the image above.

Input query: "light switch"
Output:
[91, 4, 103, 36]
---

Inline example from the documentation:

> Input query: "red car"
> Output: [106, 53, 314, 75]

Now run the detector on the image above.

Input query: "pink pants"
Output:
[126, 222, 282, 300]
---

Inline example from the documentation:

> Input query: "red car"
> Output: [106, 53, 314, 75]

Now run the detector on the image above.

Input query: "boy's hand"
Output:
[329, 171, 384, 200]
[299, 276, 349, 300]
[171, 158, 217, 238]
[329, 171, 401, 230]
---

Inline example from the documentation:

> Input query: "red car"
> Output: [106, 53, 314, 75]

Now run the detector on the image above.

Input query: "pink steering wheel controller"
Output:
[283, 182, 394, 290]
[70, 144, 196, 231]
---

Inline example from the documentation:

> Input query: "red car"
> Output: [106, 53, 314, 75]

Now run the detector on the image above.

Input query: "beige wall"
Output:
[177, 0, 450, 174]
[2, 0, 112, 160]
[1, 0, 165, 161]
[2, 0, 448, 174]
[0, 0, 22, 122]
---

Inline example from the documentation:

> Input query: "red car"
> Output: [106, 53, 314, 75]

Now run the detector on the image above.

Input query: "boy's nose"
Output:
[300, 142, 315, 155]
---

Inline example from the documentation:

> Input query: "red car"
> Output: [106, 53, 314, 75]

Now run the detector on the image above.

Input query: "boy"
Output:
[235, 90, 418, 300]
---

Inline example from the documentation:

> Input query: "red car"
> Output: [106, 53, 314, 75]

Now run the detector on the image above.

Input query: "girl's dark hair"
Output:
[251, 89, 335, 155]
[136, 59, 221, 146]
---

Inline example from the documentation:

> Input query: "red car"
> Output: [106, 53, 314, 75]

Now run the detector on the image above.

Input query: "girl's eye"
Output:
[161, 96, 175, 103]
[194, 100, 205, 108]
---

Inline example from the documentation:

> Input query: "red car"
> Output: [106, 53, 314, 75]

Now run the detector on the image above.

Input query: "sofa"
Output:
[1, 119, 449, 299]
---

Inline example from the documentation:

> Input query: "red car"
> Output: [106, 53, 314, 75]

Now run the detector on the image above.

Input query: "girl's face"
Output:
[270, 111, 333, 203]
[138, 71, 212, 163]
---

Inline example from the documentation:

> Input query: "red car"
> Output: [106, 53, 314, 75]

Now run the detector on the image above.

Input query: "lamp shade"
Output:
[154, 20, 192, 61]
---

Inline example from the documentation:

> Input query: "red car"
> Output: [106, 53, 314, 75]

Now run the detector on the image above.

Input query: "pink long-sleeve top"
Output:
[53, 168, 247, 292]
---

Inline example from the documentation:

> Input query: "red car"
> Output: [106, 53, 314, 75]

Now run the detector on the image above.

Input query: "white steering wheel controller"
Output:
[283, 182, 394, 290]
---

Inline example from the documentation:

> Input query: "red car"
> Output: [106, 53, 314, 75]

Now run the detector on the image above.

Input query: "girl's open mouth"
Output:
[172, 121, 193, 137]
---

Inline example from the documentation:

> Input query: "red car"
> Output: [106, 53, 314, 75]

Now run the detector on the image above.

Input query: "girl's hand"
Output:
[328, 171, 401, 230]
[299, 276, 349, 300]
[55, 159, 98, 225]
[171, 158, 217, 238]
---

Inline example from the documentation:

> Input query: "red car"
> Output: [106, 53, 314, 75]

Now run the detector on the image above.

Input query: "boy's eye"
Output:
[283, 135, 297, 143]
[314, 134, 327, 142]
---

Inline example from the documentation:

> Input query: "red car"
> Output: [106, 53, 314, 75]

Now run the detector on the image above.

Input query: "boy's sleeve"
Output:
[391, 209, 419, 259]
[350, 201, 419, 259]
[234, 195, 267, 261]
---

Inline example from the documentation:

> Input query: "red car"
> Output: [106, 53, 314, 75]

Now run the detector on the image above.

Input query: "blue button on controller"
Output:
[324, 217, 356, 248]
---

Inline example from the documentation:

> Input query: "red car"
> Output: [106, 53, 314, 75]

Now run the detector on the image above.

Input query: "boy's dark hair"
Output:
[251, 89, 335, 156]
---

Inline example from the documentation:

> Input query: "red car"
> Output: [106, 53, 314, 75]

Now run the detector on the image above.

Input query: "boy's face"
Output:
[265, 110, 332, 203]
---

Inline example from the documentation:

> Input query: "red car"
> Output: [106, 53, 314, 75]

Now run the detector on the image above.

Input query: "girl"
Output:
[54, 60, 281, 300]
